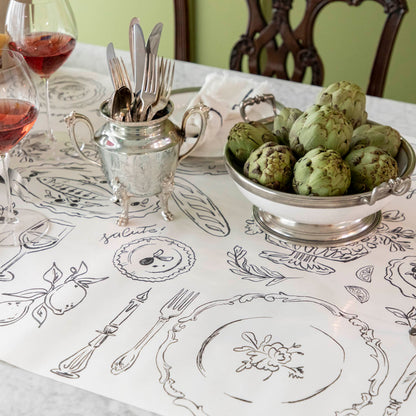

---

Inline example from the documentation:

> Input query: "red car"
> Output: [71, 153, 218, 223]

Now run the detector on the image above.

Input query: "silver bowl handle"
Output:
[361, 177, 412, 206]
[239, 93, 286, 122]
[64, 111, 101, 167]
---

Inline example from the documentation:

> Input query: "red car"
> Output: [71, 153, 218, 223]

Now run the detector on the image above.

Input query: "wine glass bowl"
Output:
[5, 0, 77, 143]
[0, 49, 48, 246]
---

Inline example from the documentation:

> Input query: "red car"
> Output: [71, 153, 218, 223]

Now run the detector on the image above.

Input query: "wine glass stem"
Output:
[43, 77, 53, 140]
[1, 153, 17, 224]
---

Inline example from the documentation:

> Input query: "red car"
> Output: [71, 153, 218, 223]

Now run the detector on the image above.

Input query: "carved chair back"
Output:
[174, 0, 191, 61]
[229, 0, 408, 97]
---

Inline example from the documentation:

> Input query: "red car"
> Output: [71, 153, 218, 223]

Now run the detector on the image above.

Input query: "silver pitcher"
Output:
[65, 99, 209, 226]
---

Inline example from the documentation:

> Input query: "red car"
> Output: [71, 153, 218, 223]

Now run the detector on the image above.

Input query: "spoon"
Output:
[111, 86, 132, 122]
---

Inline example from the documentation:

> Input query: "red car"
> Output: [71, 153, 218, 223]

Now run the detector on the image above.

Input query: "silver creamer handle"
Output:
[179, 103, 209, 162]
[64, 111, 101, 167]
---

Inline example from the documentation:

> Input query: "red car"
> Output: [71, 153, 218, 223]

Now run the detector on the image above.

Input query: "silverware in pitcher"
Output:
[65, 97, 209, 226]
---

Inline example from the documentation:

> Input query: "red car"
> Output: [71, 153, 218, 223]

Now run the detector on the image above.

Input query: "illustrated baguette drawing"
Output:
[172, 176, 230, 237]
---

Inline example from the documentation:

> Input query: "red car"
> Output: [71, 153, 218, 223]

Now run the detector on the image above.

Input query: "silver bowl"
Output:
[225, 133, 415, 246]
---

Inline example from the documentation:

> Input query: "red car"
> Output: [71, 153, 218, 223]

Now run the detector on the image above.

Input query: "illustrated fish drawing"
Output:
[38, 176, 111, 201]
[260, 236, 369, 275]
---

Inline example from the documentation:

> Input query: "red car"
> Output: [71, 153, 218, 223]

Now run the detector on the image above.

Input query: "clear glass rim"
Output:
[0, 48, 28, 73]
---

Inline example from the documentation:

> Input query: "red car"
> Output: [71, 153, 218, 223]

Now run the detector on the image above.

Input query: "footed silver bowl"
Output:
[225, 134, 415, 246]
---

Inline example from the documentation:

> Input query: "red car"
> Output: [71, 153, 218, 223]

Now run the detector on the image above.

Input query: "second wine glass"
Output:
[0, 49, 50, 247]
[5, 0, 77, 146]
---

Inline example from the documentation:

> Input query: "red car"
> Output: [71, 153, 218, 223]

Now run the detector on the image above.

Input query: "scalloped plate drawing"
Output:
[12, 162, 159, 219]
[157, 292, 388, 416]
[41, 68, 109, 110]
[113, 236, 195, 282]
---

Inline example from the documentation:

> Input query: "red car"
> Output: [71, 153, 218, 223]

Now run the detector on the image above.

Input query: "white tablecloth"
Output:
[1, 43, 416, 416]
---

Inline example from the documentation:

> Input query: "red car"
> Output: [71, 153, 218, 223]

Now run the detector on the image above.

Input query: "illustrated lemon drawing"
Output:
[2, 261, 108, 326]
[44, 281, 88, 315]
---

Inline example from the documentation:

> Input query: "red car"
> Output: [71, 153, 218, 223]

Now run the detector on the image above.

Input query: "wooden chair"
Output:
[229, 0, 408, 97]
[173, 0, 191, 61]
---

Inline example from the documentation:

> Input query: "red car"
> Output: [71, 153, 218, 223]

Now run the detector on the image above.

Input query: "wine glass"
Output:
[0, 49, 48, 247]
[5, 0, 77, 147]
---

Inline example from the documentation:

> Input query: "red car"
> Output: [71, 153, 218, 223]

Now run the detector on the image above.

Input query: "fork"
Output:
[148, 58, 175, 120]
[138, 52, 160, 122]
[110, 288, 199, 375]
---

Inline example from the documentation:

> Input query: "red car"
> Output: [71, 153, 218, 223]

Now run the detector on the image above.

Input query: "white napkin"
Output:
[185, 72, 273, 157]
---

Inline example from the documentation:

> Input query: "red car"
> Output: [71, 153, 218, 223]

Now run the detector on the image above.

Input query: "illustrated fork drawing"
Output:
[111, 288, 199, 375]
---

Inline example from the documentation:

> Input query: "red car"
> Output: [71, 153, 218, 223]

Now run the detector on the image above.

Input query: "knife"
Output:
[128, 17, 140, 81]
[106, 42, 116, 88]
[133, 23, 146, 95]
[146, 22, 163, 56]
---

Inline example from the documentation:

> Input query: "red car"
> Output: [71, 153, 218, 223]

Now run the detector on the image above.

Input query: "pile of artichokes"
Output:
[227, 81, 400, 197]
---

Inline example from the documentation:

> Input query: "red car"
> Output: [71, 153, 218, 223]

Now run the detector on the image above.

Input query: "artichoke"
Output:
[345, 145, 398, 193]
[273, 107, 303, 145]
[289, 104, 353, 158]
[243, 142, 296, 191]
[350, 123, 401, 158]
[227, 121, 282, 164]
[292, 147, 351, 196]
[316, 81, 368, 128]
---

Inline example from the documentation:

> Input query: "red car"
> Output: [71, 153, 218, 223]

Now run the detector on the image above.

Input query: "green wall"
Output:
[70, 0, 415, 104]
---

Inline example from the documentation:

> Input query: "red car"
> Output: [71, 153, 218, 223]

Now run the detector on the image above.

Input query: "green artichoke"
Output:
[350, 123, 401, 158]
[289, 104, 353, 158]
[316, 81, 368, 128]
[292, 147, 351, 196]
[243, 142, 296, 191]
[345, 145, 398, 193]
[227, 121, 282, 164]
[272, 107, 303, 145]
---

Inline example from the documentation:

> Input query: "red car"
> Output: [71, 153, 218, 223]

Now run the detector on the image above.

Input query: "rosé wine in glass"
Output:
[9, 32, 76, 79]
[0, 49, 48, 247]
[0, 98, 38, 152]
[5, 0, 77, 148]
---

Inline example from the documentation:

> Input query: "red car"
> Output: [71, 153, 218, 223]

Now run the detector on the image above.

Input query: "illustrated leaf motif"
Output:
[3, 288, 48, 299]
[288, 367, 304, 378]
[235, 363, 248, 372]
[383, 210, 405, 222]
[396, 321, 409, 326]
[32, 304, 48, 327]
[386, 307, 407, 319]
[227, 246, 292, 283]
[265, 279, 283, 286]
[67, 261, 88, 281]
[228, 267, 251, 277]
[241, 331, 258, 347]
[260, 334, 272, 347]
[75, 275, 109, 288]
[408, 306, 416, 318]
[234, 346, 254, 352]
[234, 246, 247, 261]
[43, 263, 63, 285]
